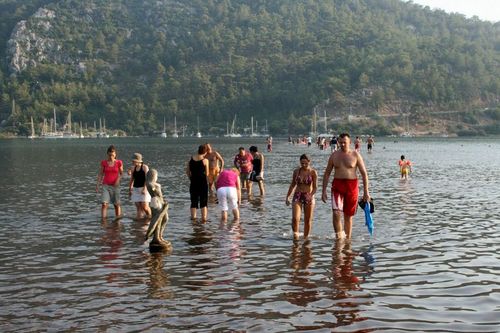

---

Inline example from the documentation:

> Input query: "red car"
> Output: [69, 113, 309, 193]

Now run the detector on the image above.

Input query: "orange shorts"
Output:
[331, 178, 358, 216]
[208, 167, 220, 183]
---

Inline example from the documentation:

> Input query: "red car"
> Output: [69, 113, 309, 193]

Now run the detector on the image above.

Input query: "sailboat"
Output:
[28, 116, 36, 139]
[42, 108, 63, 139]
[224, 115, 242, 137]
[250, 116, 262, 137]
[79, 121, 84, 138]
[172, 116, 179, 138]
[97, 118, 109, 138]
[63, 111, 79, 138]
[196, 116, 202, 138]
[160, 117, 167, 138]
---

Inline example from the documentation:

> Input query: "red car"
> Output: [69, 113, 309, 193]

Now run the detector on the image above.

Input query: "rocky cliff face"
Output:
[7, 8, 60, 74]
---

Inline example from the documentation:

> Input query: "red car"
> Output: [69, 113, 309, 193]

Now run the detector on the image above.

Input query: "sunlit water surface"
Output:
[0, 137, 499, 332]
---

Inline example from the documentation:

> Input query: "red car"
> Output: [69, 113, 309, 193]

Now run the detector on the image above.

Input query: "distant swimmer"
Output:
[367, 136, 374, 152]
[399, 155, 412, 180]
[205, 143, 224, 194]
[354, 136, 362, 152]
[330, 135, 338, 152]
[285, 154, 318, 240]
[96, 145, 124, 220]
[322, 133, 370, 239]
[266, 136, 273, 152]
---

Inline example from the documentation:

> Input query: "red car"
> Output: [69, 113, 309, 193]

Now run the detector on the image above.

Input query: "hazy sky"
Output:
[410, 0, 499, 22]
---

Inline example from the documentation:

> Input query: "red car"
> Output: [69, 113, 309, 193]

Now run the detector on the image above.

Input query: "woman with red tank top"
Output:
[96, 145, 124, 219]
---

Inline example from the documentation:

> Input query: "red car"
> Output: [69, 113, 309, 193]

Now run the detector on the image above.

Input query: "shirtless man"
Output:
[205, 143, 224, 193]
[321, 133, 370, 239]
[367, 136, 374, 152]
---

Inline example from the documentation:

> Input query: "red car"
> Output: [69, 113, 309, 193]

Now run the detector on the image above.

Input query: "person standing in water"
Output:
[266, 136, 273, 152]
[367, 136, 374, 152]
[96, 145, 124, 219]
[205, 143, 224, 194]
[216, 167, 241, 222]
[234, 147, 253, 191]
[399, 155, 412, 179]
[129, 153, 152, 220]
[248, 146, 265, 196]
[354, 136, 362, 152]
[186, 144, 209, 221]
[321, 133, 370, 239]
[285, 154, 318, 240]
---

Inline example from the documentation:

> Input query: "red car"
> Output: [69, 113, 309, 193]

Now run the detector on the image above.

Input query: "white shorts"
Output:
[131, 187, 151, 203]
[217, 187, 238, 211]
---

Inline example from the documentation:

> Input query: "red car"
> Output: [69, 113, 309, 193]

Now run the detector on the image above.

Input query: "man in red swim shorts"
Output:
[321, 133, 370, 239]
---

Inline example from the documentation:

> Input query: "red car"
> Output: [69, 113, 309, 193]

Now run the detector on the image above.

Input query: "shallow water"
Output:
[0, 137, 499, 332]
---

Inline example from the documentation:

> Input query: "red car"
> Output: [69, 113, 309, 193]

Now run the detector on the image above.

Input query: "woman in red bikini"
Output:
[285, 154, 318, 240]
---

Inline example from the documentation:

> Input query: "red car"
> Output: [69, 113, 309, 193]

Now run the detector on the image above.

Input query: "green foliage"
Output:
[0, 0, 499, 135]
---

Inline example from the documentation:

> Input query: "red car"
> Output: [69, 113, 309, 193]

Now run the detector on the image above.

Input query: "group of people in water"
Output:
[97, 132, 414, 247]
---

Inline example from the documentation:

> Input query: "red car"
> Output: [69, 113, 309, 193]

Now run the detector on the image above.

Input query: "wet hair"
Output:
[339, 133, 350, 139]
[299, 154, 310, 161]
[106, 145, 116, 153]
[401, 155, 405, 160]
[238, 146, 245, 151]
[198, 144, 208, 154]
[249, 146, 258, 153]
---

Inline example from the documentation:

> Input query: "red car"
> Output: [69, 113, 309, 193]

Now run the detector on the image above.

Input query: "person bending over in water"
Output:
[96, 145, 123, 219]
[216, 167, 241, 222]
[285, 154, 318, 240]
[399, 155, 412, 179]
[145, 169, 171, 251]
[322, 133, 370, 239]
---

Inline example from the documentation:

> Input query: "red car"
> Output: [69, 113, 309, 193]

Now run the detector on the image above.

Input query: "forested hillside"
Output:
[0, 0, 499, 136]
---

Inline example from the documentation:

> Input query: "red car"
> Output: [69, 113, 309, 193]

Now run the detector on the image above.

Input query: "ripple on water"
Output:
[1, 138, 500, 331]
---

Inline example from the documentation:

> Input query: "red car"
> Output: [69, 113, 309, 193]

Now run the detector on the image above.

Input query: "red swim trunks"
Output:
[331, 178, 358, 216]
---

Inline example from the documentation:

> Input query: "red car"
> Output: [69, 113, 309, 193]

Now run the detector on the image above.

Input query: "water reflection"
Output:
[286, 240, 318, 307]
[329, 240, 370, 329]
[145, 252, 172, 299]
[99, 220, 123, 284]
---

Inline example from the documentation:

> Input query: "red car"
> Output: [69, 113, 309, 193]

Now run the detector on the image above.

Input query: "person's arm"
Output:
[236, 176, 241, 205]
[311, 169, 318, 196]
[217, 152, 224, 170]
[204, 159, 210, 183]
[233, 155, 239, 169]
[285, 169, 298, 205]
[115, 161, 123, 186]
[128, 167, 134, 197]
[321, 155, 334, 203]
[259, 153, 265, 177]
[142, 164, 149, 193]
[357, 153, 370, 202]
[96, 162, 104, 192]
[186, 158, 191, 178]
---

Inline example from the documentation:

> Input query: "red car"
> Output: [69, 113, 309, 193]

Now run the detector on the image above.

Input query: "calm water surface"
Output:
[0, 137, 499, 332]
